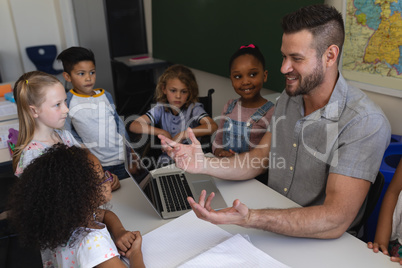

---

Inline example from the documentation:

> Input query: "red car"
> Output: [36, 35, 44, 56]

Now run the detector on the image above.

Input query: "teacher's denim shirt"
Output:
[267, 73, 390, 228]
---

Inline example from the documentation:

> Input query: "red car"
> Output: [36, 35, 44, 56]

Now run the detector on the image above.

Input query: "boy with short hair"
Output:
[58, 46, 129, 180]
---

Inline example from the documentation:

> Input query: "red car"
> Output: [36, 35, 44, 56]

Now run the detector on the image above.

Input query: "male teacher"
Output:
[159, 4, 391, 239]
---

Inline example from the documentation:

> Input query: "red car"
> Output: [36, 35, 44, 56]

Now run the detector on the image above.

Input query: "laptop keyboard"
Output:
[160, 174, 194, 212]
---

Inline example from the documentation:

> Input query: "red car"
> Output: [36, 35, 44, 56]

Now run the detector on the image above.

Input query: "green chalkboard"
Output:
[152, 0, 323, 92]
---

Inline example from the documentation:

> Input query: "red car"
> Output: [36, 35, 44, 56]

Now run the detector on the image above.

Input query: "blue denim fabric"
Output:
[222, 99, 274, 153]
[103, 163, 129, 180]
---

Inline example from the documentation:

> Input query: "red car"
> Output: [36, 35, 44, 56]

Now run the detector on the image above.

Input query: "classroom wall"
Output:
[0, 0, 80, 84]
[0, 0, 400, 134]
[0, 0, 22, 82]
[169, 0, 402, 134]
[326, 0, 402, 135]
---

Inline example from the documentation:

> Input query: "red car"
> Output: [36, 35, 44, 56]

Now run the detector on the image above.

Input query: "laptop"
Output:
[123, 139, 227, 219]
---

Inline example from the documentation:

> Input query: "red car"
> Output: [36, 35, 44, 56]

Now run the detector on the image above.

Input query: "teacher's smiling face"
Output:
[280, 30, 325, 97]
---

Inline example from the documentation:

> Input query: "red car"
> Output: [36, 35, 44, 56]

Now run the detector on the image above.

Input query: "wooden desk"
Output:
[110, 176, 394, 267]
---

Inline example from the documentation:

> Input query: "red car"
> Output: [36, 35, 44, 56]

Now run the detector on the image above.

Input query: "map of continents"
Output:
[342, 0, 402, 88]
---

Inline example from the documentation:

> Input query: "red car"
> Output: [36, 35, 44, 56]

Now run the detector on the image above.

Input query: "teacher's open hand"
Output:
[187, 189, 250, 226]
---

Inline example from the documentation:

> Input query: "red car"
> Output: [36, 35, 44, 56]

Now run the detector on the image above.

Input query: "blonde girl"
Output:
[12, 71, 81, 176]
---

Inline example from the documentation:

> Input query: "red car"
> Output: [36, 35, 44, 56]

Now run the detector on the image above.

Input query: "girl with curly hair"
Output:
[8, 144, 144, 268]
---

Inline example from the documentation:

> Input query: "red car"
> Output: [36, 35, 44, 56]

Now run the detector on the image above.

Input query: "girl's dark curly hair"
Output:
[229, 44, 266, 73]
[8, 144, 105, 250]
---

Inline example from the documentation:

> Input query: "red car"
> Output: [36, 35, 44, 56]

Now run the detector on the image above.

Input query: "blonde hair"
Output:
[12, 71, 62, 171]
[154, 64, 199, 108]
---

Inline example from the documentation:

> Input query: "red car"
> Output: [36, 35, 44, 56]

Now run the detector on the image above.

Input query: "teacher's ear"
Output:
[324, 44, 340, 67]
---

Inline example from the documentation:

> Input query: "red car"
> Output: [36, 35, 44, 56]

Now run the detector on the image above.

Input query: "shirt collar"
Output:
[70, 88, 104, 98]
[321, 73, 347, 121]
[289, 72, 347, 121]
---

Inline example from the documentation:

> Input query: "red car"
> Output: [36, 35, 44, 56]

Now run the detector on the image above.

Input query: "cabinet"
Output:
[72, 0, 167, 116]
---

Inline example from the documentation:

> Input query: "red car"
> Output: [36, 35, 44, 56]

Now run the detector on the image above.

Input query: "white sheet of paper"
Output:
[123, 211, 289, 268]
[178, 233, 290, 268]
[140, 211, 233, 267]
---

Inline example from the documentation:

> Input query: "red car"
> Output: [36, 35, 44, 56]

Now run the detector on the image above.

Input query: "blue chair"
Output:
[25, 45, 63, 75]
[381, 142, 402, 182]
[391, 134, 402, 143]
[351, 171, 384, 240]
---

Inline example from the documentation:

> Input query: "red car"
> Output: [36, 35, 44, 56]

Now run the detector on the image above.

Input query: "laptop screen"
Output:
[124, 140, 163, 213]
[124, 141, 151, 189]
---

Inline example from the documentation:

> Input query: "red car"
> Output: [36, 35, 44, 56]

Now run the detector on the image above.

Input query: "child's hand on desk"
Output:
[127, 231, 142, 254]
[125, 231, 145, 268]
[114, 229, 136, 256]
[390, 256, 402, 265]
[367, 240, 402, 265]
[111, 173, 120, 191]
[367, 241, 389, 255]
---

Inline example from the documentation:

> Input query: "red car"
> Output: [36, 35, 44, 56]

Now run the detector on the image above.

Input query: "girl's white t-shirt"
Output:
[15, 129, 80, 176]
[43, 222, 120, 268]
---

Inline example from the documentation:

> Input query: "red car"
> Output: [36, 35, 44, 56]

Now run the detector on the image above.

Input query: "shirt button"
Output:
[293, 143, 297, 147]
[246, 122, 251, 127]
[284, 188, 288, 192]
[290, 166, 293, 171]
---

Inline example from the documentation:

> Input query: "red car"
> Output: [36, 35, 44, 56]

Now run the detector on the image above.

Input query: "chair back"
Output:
[350, 171, 384, 238]
[25, 45, 63, 75]
[198, 88, 214, 117]
[363, 172, 385, 225]
[198, 89, 215, 153]
[380, 143, 402, 180]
